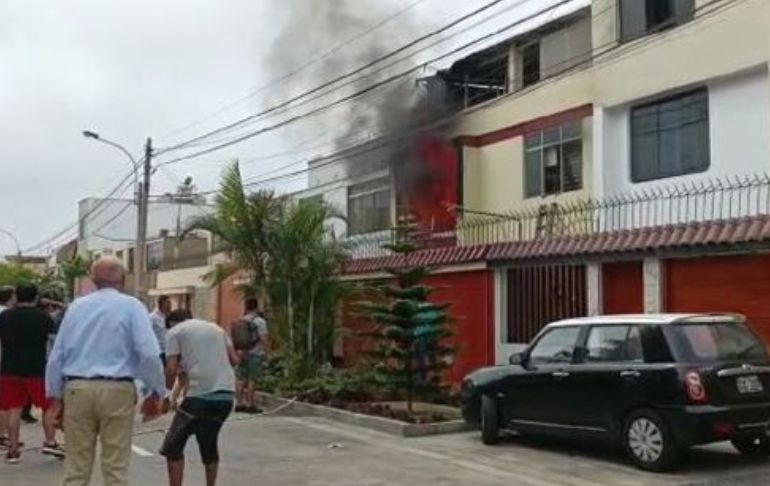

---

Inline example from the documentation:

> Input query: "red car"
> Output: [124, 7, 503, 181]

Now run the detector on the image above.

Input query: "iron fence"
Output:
[343, 173, 770, 259]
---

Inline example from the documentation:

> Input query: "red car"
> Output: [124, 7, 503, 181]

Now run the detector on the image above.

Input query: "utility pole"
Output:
[135, 137, 153, 303]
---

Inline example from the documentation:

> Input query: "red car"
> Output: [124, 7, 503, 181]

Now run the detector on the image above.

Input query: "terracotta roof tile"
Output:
[342, 216, 770, 274]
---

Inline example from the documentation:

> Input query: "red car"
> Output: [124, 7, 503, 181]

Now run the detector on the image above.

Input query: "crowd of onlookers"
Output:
[0, 256, 269, 486]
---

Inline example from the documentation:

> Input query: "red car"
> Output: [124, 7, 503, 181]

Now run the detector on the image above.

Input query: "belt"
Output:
[65, 376, 134, 383]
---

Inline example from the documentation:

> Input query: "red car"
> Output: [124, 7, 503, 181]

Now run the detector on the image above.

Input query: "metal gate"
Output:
[507, 264, 586, 343]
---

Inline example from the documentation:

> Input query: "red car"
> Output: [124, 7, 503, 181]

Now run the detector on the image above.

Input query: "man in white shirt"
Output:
[46, 257, 168, 486]
[160, 313, 238, 486]
[150, 295, 171, 366]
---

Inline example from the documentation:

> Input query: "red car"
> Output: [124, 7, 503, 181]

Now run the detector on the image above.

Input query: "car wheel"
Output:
[623, 409, 681, 472]
[480, 394, 500, 445]
[732, 435, 770, 458]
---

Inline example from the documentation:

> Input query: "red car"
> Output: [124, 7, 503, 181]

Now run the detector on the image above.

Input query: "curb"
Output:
[257, 392, 471, 438]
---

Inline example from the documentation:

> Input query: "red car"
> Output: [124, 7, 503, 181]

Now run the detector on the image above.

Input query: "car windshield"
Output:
[675, 322, 768, 362]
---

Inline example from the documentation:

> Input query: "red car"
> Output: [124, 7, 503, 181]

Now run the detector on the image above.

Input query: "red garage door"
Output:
[667, 255, 770, 343]
[603, 261, 644, 314]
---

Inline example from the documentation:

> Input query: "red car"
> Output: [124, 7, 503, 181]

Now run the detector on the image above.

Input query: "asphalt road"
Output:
[4, 412, 770, 485]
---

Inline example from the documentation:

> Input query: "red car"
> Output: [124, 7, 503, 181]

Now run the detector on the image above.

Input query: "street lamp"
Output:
[0, 228, 21, 258]
[82, 130, 147, 301]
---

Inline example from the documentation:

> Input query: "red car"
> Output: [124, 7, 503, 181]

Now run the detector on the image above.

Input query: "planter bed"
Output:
[256, 392, 471, 438]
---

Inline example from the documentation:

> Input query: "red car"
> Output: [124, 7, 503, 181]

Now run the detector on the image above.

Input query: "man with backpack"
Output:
[231, 298, 267, 414]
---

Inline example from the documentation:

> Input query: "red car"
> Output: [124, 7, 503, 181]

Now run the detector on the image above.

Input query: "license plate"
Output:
[736, 375, 764, 394]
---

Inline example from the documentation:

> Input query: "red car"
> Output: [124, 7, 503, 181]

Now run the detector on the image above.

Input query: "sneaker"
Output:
[41, 442, 65, 459]
[5, 451, 21, 464]
[235, 405, 248, 413]
[246, 406, 263, 415]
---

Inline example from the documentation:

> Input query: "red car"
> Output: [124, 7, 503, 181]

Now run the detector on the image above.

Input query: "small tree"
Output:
[358, 223, 454, 413]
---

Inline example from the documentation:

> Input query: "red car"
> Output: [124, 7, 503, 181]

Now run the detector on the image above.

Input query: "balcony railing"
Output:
[343, 173, 770, 260]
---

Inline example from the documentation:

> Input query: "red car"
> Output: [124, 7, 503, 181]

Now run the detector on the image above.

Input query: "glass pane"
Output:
[675, 323, 767, 362]
[631, 132, 659, 182]
[543, 147, 561, 195]
[542, 127, 560, 146]
[525, 150, 543, 198]
[524, 132, 541, 149]
[620, 0, 648, 42]
[529, 327, 581, 365]
[561, 120, 582, 140]
[586, 326, 630, 363]
[562, 140, 582, 192]
[627, 326, 644, 362]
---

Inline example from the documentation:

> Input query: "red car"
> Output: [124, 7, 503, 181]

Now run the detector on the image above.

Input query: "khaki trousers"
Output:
[62, 380, 136, 486]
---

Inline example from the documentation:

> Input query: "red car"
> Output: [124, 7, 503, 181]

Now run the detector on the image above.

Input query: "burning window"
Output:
[619, 0, 694, 43]
[524, 121, 583, 198]
[347, 178, 391, 235]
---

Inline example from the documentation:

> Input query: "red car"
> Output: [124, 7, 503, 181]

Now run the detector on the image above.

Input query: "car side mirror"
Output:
[509, 352, 525, 367]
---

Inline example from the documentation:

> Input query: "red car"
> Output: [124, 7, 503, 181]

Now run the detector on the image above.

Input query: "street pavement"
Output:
[4, 412, 770, 485]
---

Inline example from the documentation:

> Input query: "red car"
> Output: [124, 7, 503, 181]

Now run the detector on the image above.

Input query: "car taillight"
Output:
[685, 371, 709, 404]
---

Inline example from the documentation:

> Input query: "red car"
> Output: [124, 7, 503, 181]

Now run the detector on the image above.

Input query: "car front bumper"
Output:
[660, 402, 770, 445]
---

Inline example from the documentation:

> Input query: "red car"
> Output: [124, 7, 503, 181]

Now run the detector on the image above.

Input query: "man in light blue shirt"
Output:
[46, 257, 167, 486]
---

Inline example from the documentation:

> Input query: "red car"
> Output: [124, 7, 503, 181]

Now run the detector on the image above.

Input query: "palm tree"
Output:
[183, 161, 284, 307]
[267, 200, 343, 355]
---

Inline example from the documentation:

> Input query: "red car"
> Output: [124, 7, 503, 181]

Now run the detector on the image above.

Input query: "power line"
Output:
[153, 0, 575, 167]
[186, 0, 741, 197]
[154, 0, 534, 155]
[158, 0, 432, 143]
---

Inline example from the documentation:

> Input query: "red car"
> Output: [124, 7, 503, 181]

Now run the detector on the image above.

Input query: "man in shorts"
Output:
[160, 311, 238, 486]
[235, 299, 267, 414]
[0, 283, 64, 463]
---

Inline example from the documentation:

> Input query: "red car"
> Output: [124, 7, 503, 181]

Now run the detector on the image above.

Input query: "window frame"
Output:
[629, 87, 710, 183]
[523, 120, 584, 199]
[527, 325, 583, 366]
[346, 177, 391, 236]
[577, 324, 645, 365]
[618, 0, 695, 44]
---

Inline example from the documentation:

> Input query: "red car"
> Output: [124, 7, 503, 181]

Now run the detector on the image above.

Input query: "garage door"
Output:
[667, 254, 770, 343]
[603, 261, 643, 314]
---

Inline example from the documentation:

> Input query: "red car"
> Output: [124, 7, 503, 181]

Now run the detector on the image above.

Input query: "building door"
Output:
[666, 255, 770, 343]
[603, 261, 643, 314]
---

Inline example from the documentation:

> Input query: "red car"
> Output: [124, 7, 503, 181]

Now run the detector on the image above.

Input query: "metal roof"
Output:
[547, 313, 746, 327]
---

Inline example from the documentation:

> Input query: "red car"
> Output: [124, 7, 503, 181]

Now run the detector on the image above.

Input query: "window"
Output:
[529, 327, 581, 365]
[619, 0, 694, 43]
[674, 323, 768, 363]
[631, 88, 709, 182]
[146, 241, 163, 271]
[584, 325, 643, 363]
[520, 42, 540, 88]
[524, 121, 583, 198]
[347, 178, 391, 235]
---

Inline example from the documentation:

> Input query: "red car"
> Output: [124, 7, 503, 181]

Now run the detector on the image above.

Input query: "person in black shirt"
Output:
[0, 283, 64, 464]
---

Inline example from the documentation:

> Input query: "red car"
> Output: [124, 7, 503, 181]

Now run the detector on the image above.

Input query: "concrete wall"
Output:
[601, 68, 770, 197]
[462, 115, 594, 214]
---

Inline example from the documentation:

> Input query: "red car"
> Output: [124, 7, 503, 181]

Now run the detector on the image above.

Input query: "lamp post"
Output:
[0, 228, 21, 259]
[82, 131, 151, 301]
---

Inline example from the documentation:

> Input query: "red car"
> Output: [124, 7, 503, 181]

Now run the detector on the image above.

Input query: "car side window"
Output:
[584, 325, 644, 364]
[528, 327, 581, 365]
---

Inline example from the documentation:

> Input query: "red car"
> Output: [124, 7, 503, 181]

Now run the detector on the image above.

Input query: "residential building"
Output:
[324, 0, 770, 381]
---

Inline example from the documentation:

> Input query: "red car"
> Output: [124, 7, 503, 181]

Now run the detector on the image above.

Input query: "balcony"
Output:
[342, 174, 770, 272]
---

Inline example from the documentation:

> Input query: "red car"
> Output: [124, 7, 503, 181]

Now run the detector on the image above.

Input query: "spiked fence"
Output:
[343, 174, 770, 260]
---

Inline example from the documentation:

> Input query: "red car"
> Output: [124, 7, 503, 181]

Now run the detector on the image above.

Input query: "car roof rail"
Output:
[670, 313, 746, 325]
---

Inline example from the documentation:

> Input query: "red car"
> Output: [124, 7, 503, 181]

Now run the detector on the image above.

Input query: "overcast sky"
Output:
[0, 0, 561, 256]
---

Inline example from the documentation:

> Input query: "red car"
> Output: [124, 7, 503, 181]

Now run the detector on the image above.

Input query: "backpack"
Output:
[231, 317, 260, 351]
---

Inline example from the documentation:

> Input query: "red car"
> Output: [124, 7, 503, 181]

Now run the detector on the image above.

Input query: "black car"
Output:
[461, 314, 770, 471]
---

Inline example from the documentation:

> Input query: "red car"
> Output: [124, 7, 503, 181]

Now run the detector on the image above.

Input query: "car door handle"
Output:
[552, 371, 570, 378]
[620, 370, 641, 378]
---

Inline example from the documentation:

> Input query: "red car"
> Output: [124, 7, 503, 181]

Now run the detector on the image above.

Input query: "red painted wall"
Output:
[341, 269, 494, 385]
[666, 255, 770, 343]
[602, 261, 644, 314]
